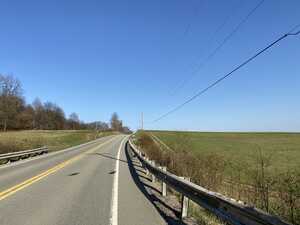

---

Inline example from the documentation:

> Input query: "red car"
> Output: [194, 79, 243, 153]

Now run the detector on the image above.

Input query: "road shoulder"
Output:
[118, 141, 166, 225]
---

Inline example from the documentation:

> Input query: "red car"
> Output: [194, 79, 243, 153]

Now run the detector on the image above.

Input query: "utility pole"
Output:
[141, 112, 144, 130]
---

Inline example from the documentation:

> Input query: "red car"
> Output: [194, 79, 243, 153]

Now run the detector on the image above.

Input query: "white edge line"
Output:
[110, 136, 127, 225]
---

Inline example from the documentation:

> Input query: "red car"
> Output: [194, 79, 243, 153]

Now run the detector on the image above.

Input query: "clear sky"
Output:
[1, 0, 300, 131]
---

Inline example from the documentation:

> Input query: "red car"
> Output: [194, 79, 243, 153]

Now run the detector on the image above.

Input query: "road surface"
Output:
[0, 135, 166, 225]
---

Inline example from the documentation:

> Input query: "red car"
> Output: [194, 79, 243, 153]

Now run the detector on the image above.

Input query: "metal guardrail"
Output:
[0, 135, 115, 165]
[128, 139, 290, 225]
[0, 147, 48, 163]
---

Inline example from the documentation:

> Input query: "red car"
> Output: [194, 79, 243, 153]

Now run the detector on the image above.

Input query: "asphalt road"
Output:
[0, 135, 166, 225]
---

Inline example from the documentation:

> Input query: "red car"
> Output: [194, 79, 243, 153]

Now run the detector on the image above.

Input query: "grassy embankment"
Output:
[135, 130, 300, 224]
[0, 130, 117, 154]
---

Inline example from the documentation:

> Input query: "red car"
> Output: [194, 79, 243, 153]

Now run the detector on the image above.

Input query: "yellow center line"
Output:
[0, 136, 118, 201]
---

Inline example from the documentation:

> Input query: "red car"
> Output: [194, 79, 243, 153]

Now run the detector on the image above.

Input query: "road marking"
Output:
[0, 136, 118, 201]
[110, 137, 127, 225]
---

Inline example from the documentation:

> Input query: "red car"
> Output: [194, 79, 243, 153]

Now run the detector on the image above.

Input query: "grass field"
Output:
[0, 130, 116, 154]
[149, 130, 300, 176]
[136, 130, 300, 223]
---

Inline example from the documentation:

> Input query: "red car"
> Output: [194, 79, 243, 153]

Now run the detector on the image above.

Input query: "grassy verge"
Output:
[0, 130, 117, 154]
[134, 130, 300, 224]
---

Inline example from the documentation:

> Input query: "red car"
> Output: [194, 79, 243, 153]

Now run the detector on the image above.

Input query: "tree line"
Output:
[0, 74, 131, 133]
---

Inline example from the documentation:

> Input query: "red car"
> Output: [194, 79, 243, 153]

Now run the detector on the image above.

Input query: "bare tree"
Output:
[97, 122, 109, 131]
[0, 74, 22, 96]
[0, 75, 130, 132]
[32, 99, 66, 130]
[69, 112, 80, 130]
[42, 102, 65, 130]
[0, 74, 24, 131]
[110, 112, 123, 131]
[32, 98, 44, 129]
[17, 105, 35, 129]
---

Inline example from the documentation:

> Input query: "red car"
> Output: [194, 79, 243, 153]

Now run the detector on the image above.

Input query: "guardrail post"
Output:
[139, 154, 143, 166]
[136, 151, 142, 166]
[162, 167, 167, 197]
[151, 161, 156, 182]
[181, 177, 190, 220]
[145, 157, 150, 176]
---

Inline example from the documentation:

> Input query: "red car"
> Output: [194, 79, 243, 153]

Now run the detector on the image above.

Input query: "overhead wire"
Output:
[171, 0, 265, 95]
[182, 2, 199, 37]
[152, 24, 300, 123]
[170, 0, 244, 96]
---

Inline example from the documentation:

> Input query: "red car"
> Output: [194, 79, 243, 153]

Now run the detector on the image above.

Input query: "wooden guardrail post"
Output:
[136, 151, 142, 166]
[151, 161, 156, 182]
[162, 167, 167, 197]
[145, 157, 150, 176]
[181, 177, 190, 220]
[139, 153, 143, 166]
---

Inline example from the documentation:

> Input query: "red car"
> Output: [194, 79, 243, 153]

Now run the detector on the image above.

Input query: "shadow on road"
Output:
[88, 152, 142, 168]
[125, 141, 188, 225]
[87, 143, 188, 224]
[68, 172, 80, 176]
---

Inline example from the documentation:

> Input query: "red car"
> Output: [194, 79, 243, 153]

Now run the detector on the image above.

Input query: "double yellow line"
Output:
[0, 137, 117, 201]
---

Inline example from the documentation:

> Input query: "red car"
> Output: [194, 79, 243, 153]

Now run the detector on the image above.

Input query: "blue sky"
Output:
[1, 0, 300, 131]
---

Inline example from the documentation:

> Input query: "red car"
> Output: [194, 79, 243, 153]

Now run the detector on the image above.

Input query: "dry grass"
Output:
[0, 130, 116, 154]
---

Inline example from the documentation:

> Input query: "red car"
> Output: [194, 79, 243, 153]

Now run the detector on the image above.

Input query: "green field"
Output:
[0, 130, 116, 154]
[149, 130, 300, 175]
[137, 130, 300, 223]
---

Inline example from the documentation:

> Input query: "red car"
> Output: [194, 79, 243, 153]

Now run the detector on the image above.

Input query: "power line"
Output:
[182, 1, 200, 37]
[170, 0, 244, 96]
[183, 0, 241, 38]
[152, 25, 300, 123]
[170, 0, 243, 95]
[171, 0, 265, 95]
[203, 0, 244, 47]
